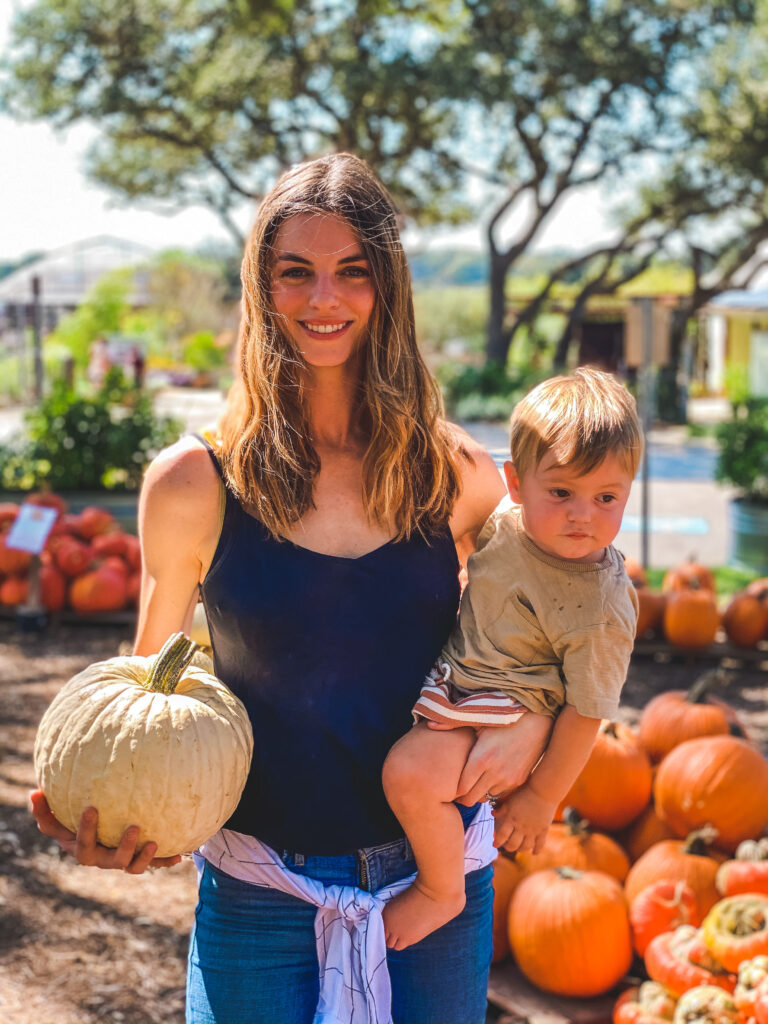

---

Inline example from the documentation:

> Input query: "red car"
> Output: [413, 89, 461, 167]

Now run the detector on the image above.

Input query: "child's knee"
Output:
[382, 730, 433, 804]
[383, 723, 474, 807]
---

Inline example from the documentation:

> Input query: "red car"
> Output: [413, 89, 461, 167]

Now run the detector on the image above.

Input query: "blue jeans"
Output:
[186, 830, 493, 1024]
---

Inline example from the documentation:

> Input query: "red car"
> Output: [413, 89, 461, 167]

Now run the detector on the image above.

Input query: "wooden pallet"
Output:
[632, 635, 768, 669]
[488, 962, 630, 1024]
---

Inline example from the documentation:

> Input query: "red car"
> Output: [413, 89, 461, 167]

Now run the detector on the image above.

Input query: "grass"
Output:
[645, 566, 760, 599]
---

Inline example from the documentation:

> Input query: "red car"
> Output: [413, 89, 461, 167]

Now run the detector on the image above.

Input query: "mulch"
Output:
[1, 620, 766, 1024]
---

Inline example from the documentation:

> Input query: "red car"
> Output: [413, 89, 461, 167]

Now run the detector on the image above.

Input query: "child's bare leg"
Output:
[381, 721, 476, 950]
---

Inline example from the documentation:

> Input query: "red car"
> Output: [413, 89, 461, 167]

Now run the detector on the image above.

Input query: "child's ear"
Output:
[504, 461, 522, 503]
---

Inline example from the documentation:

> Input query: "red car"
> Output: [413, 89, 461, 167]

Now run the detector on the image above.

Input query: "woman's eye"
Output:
[342, 265, 370, 278]
[281, 267, 309, 279]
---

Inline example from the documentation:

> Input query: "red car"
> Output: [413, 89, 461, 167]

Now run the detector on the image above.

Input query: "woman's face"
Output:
[270, 212, 376, 370]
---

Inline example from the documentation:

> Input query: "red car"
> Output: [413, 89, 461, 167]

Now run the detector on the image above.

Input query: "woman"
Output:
[32, 153, 551, 1023]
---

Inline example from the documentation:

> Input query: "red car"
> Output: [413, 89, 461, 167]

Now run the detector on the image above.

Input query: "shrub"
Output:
[715, 397, 768, 505]
[0, 370, 182, 492]
[437, 361, 544, 421]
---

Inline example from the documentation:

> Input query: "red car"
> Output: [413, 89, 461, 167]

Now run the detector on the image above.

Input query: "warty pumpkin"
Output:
[612, 981, 676, 1024]
[701, 894, 768, 973]
[734, 955, 768, 1019]
[34, 633, 253, 858]
[671, 984, 738, 1024]
[654, 736, 768, 853]
[644, 926, 736, 998]
[508, 866, 633, 997]
[716, 839, 768, 898]
[630, 880, 701, 957]
[560, 720, 653, 832]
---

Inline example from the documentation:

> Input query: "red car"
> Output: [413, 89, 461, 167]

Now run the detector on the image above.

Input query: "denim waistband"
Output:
[278, 801, 479, 892]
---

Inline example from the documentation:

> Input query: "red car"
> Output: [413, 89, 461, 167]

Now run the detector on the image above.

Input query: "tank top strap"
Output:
[192, 431, 225, 481]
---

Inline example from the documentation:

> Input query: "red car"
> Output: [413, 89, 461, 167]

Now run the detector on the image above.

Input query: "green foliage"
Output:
[44, 269, 132, 366]
[182, 332, 227, 372]
[437, 361, 544, 421]
[413, 285, 488, 353]
[645, 566, 759, 598]
[715, 398, 768, 503]
[0, 369, 182, 492]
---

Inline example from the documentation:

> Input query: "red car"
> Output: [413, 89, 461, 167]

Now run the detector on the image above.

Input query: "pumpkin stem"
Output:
[145, 633, 199, 695]
[601, 720, 619, 738]
[683, 825, 719, 856]
[686, 668, 730, 705]
[563, 805, 591, 840]
[555, 866, 583, 880]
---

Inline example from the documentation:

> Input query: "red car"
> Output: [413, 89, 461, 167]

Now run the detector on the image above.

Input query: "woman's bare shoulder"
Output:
[443, 420, 506, 545]
[141, 436, 222, 519]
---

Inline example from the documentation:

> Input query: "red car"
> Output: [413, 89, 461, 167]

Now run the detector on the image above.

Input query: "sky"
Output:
[0, 2, 617, 266]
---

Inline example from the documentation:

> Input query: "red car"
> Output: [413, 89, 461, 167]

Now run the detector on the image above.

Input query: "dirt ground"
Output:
[1, 621, 767, 1024]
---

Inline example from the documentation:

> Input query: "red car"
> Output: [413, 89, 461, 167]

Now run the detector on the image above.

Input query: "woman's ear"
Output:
[504, 461, 522, 503]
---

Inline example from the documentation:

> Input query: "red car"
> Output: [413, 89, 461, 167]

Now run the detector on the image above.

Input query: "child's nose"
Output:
[567, 498, 591, 522]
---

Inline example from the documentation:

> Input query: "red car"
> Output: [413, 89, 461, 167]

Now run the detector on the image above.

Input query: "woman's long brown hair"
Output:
[219, 153, 466, 541]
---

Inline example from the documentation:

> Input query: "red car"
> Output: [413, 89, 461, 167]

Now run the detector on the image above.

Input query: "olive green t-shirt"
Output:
[440, 503, 638, 719]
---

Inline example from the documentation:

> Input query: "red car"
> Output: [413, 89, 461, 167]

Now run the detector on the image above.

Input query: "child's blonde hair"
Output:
[509, 366, 642, 479]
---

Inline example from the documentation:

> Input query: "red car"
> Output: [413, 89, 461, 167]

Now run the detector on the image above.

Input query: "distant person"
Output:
[87, 336, 111, 387]
[382, 367, 641, 949]
[130, 345, 145, 389]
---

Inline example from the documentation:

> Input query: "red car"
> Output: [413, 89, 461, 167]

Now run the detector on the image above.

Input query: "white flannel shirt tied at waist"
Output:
[195, 802, 496, 1024]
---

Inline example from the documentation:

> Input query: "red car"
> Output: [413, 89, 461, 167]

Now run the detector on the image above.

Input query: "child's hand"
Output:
[491, 783, 556, 854]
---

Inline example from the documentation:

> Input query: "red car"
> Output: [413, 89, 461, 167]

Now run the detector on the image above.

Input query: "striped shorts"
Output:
[411, 661, 527, 728]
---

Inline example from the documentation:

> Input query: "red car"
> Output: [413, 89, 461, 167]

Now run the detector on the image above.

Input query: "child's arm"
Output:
[491, 705, 600, 853]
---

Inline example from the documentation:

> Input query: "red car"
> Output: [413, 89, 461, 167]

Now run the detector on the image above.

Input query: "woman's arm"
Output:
[31, 439, 223, 870]
[447, 424, 507, 567]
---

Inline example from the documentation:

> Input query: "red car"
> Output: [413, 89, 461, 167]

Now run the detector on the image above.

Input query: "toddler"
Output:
[382, 366, 641, 949]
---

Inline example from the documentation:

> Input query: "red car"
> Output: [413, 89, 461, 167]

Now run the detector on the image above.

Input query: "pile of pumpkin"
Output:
[0, 493, 140, 614]
[492, 679, 768, 1024]
[628, 556, 768, 650]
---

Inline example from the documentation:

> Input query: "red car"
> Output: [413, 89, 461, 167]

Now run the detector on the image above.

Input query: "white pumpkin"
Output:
[34, 633, 253, 858]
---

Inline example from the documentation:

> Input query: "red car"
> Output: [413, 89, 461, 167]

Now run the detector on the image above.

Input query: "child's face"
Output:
[504, 452, 633, 564]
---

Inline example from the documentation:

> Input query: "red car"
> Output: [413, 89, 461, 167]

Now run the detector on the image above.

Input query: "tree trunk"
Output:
[486, 251, 511, 366]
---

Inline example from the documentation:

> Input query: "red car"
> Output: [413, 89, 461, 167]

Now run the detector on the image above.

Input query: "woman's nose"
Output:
[309, 273, 340, 309]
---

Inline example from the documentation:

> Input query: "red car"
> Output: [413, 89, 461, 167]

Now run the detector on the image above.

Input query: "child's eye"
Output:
[550, 488, 570, 499]
[597, 494, 617, 504]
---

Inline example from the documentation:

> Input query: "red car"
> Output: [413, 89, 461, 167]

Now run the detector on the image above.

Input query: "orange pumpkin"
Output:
[54, 537, 92, 578]
[0, 534, 32, 576]
[0, 575, 29, 606]
[654, 736, 768, 853]
[91, 531, 130, 558]
[612, 982, 676, 1024]
[68, 565, 127, 613]
[40, 563, 66, 613]
[637, 674, 738, 764]
[662, 559, 716, 594]
[625, 830, 727, 920]
[746, 578, 768, 605]
[491, 853, 523, 962]
[620, 803, 678, 862]
[702, 894, 768, 973]
[625, 555, 650, 589]
[644, 925, 736, 997]
[25, 491, 68, 516]
[663, 589, 719, 649]
[560, 720, 653, 832]
[0, 503, 20, 530]
[630, 879, 701, 957]
[636, 590, 667, 639]
[722, 593, 768, 648]
[73, 506, 115, 540]
[508, 867, 633, 997]
[123, 534, 141, 572]
[514, 807, 630, 882]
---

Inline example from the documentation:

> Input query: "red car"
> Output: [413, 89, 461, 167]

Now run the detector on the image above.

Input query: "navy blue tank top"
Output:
[197, 437, 461, 855]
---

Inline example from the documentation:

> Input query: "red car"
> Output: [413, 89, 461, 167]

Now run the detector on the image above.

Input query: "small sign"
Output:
[6, 504, 58, 554]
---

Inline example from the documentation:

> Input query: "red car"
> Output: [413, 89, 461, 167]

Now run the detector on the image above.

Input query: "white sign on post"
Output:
[5, 505, 58, 555]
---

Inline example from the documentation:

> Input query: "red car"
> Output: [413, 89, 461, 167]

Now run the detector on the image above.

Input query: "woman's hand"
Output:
[453, 712, 553, 806]
[30, 790, 181, 873]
